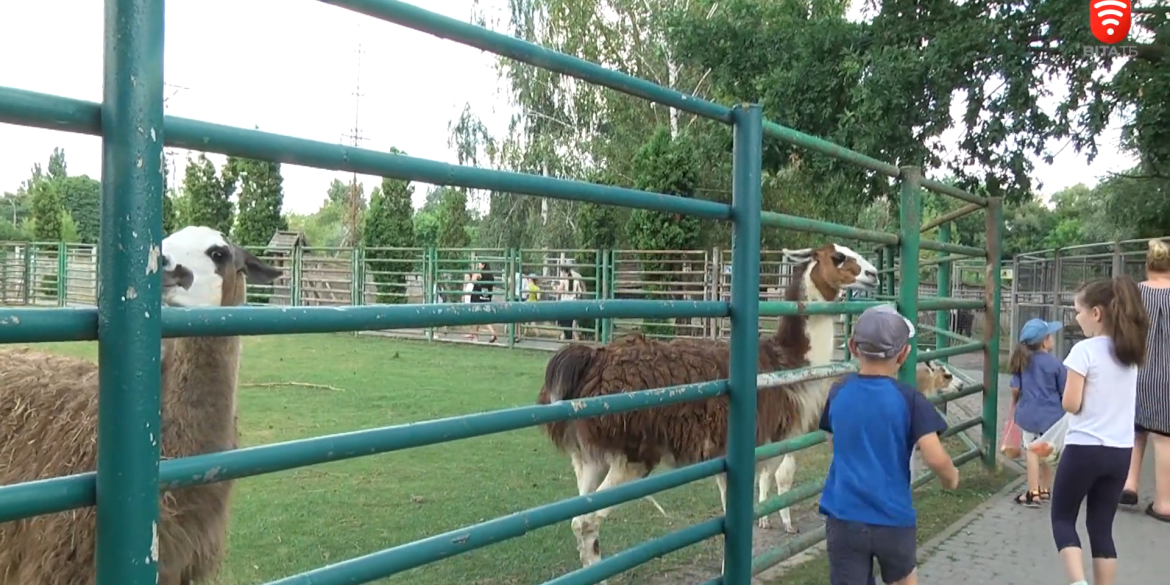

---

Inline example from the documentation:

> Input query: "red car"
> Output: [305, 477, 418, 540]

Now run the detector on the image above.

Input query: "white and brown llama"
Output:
[535, 243, 878, 575]
[0, 225, 282, 585]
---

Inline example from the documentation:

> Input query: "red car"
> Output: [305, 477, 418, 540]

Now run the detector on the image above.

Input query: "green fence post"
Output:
[425, 246, 436, 342]
[936, 223, 952, 356]
[982, 197, 1004, 470]
[352, 245, 365, 308]
[0, 245, 7, 303]
[95, 0, 165, 583]
[593, 249, 603, 342]
[506, 247, 516, 349]
[725, 103, 762, 585]
[936, 222, 952, 415]
[22, 245, 32, 305]
[843, 288, 854, 342]
[291, 244, 302, 307]
[897, 167, 923, 387]
[603, 249, 615, 343]
[57, 242, 67, 307]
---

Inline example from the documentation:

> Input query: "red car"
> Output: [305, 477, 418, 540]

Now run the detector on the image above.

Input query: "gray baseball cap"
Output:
[852, 304, 916, 359]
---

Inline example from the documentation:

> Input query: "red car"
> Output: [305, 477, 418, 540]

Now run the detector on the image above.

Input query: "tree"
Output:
[668, 0, 1169, 210]
[457, 0, 727, 251]
[626, 127, 702, 334]
[228, 156, 288, 247]
[363, 151, 418, 303]
[626, 127, 702, 256]
[56, 175, 100, 243]
[162, 191, 178, 235]
[29, 179, 64, 242]
[181, 154, 235, 236]
[1103, 170, 1170, 238]
[436, 187, 472, 251]
[320, 177, 367, 245]
[47, 147, 67, 181]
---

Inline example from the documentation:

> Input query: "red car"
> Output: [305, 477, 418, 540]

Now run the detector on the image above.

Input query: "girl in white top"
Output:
[1051, 276, 1149, 585]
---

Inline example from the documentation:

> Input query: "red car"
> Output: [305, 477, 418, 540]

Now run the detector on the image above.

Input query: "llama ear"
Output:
[782, 248, 814, 263]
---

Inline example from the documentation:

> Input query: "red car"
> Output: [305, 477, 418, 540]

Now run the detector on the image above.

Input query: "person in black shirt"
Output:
[464, 261, 499, 343]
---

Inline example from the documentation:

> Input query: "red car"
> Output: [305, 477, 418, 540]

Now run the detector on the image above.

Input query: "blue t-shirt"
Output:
[1010, 352, 1066, 434]
[817, 373, 948, 527]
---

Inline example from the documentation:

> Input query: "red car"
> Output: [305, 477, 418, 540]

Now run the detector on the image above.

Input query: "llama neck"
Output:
[803, 269, 837, 367]
[161, 336, 241, 456]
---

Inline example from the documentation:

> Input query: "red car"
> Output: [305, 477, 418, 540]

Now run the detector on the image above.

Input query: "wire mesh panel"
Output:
[1009, 238, 1164, 357]
[0, 243, 28, 304]
[297, 247, 358, 307]
[611, 249, 709, 340]
[64, 244, 98, 306]
[514, 248, 603, 343]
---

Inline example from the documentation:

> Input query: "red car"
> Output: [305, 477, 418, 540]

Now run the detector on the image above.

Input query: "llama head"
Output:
[916, 360, 958, 396]
[161, 225, 283, 307]
[781, 243, 879, 301]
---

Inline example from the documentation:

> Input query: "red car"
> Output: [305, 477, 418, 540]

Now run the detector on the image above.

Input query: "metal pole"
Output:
[725, 103, 762, 585]
[935, 223, 952, 358]
[1008, 254, 1020, 348]
[897, 167, 922, 386]
[982, 197, 1004, 470]
[935, 222, 951, 415]
[1051, 249, 1064, 356]
[96, 0, 165, 583]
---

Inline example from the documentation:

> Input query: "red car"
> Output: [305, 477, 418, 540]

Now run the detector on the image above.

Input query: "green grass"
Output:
[26, 333, 1014, 585]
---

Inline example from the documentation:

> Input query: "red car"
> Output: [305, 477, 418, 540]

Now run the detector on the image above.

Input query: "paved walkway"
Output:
[917, 365, 1167, 583]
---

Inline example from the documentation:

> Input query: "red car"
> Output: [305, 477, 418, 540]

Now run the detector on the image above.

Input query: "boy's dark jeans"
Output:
[826, 516, 917, 584]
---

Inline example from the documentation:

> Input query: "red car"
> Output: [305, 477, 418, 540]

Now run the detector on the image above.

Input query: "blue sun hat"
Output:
[1019, 318, 1062, 345]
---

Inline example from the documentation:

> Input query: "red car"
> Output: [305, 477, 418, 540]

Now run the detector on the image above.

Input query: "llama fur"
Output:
[536, 243, 878, 573]
[0, 225, 281, 585]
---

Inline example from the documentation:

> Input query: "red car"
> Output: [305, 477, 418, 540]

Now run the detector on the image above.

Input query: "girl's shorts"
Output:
[1020, 430, 1040, 450]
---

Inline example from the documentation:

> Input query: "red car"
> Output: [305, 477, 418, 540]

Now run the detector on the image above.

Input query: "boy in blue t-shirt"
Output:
[818, 305, 959, 585]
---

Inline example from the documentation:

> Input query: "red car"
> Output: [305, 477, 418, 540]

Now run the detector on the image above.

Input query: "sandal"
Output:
[1038, 488, 1051, 502]
[1145, 503, 1170, 523]
[489, 335, 498, 343]
[1120, 490, 1139, 506]
[1015, 489, 1041, 507]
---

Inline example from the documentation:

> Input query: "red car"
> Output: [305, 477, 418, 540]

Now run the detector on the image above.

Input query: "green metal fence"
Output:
[0, 1, 1002, 585]
[0, 242, 1009, 353]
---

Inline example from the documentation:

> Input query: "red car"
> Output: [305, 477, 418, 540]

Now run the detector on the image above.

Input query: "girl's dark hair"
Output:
[1076, 275, 1150, 367]
[1008, 341, 1042, 375]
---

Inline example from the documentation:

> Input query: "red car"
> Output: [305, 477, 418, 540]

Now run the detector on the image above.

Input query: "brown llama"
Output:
[0, 225, 282, 585]
[536, 243, 878, 575]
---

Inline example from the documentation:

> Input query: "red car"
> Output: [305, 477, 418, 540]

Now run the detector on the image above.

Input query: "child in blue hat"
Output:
[1009, 317, 1067, 506]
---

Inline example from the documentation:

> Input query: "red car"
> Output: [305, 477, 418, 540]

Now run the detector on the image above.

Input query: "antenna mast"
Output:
[341, 28, 368, 247]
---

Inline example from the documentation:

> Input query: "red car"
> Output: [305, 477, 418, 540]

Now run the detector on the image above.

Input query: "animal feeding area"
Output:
[0, 1, 1004, 585]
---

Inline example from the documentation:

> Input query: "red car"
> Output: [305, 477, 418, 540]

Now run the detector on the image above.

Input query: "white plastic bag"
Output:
[1028, 413, 1071, 464]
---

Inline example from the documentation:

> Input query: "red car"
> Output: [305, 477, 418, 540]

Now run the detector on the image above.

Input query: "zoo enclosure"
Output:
[0, 239, 1011, 352]
[0, 2, 1001, 585]
[1011, 237, 1168, 358]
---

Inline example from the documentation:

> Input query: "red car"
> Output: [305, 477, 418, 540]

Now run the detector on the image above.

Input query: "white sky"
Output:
[0, 0, 1139, 216]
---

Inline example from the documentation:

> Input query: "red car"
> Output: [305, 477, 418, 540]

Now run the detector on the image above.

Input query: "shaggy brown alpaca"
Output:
[536, 243, 879, 574]
[0, 226, 282, 585]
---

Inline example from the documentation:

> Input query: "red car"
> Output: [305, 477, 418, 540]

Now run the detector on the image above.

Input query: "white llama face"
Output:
[161, 225, 282, 307]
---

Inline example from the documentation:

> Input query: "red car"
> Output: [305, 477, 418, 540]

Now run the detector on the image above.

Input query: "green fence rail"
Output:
[0, 1, 1002, 585]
